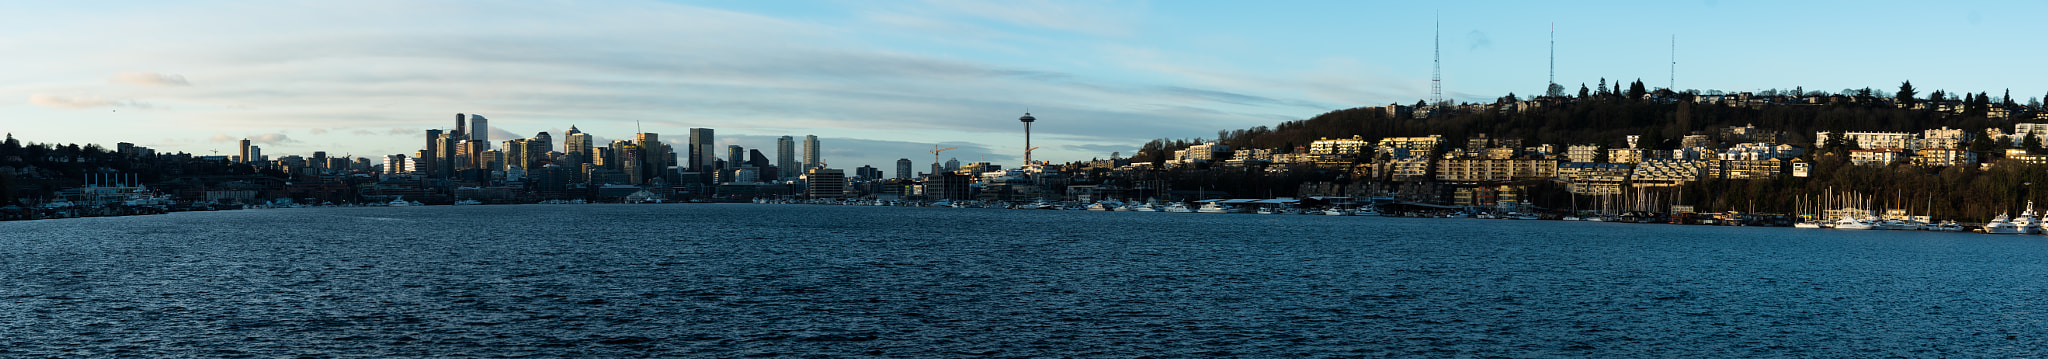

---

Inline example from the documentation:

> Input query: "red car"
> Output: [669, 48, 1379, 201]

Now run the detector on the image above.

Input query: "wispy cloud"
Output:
[27, 94, 151, 109]
[109, 72, 191, 86]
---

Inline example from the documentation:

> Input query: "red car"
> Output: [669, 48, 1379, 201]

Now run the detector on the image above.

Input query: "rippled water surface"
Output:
[6, 204, 2048, 357]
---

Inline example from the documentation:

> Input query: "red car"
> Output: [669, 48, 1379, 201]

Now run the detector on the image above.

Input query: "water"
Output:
[5, 204, 2048, 357]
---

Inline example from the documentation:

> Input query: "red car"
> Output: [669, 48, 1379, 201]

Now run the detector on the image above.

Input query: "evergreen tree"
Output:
[1627, 79, 1648, 100]
[1596, 78, 1608, 96]
[1579, 84, 1590, 99]
[1896, 81, 1916, 107]
[2005, 89, 2016, 108]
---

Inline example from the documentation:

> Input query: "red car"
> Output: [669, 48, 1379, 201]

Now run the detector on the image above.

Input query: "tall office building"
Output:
[503, 139, 527, 170]
[246, 146, 262, 165]
[855, 165, 881, 180]
[687, 128, 714, 173]
[238, 139, 251, 164]
[802, 167, 846, 199]
[776, 136, 796, 177]
[802, 135, 821, 168]
[896, 158, 912, 179]
[469, 115, 489, 147]
[454, 113, 467, 140]
[524, 133, 551, 169]
[424, 129, 444, 177]
[636, 133, 665, 184]
[437, 132, 459, 178]
[563, 126, 592, 165]
[727, 145, 744, 169]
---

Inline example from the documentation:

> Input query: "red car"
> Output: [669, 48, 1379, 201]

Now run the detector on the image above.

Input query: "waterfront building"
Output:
[1608, 148, 1646, 164]
[1630, 159, 1708, 187]
[1376, 135, 1443, 159]
[1912, 148, 1976, 167]
[802, 167, 846, 198]
[1923, 127, 1970, 150]
[855, 165, 881, 180]
[1171, 142, 1230, 165]
[1435, 159, 1558, 182]
[1565, 145, 1600, 163]
[1848, 149, 1907, 166]
[895, 158, 913, 179]
[1717, 158, 1786, 180]
[1816, 131, 1915, 150]
[1308, 136, 1370, 159]
[1556, 162, 1629, 195]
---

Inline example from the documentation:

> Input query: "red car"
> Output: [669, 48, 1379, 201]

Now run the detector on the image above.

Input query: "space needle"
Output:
[1018, 112, 1036, 166]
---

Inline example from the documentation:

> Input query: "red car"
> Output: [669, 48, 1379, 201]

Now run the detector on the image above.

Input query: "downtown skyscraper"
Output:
[776, 136, 795, 179]
[688, 128, 714, 173]
[802, 135, 820, 169]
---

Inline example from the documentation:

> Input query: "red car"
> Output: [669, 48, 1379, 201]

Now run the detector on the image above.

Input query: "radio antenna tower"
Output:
[1431, 12, 1443, 106]
[1547, 23, 1558, 97]
[1669, 34, 1676, 91]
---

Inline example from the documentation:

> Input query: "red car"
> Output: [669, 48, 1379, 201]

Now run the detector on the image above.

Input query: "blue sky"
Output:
[5, 0, 2045, 172]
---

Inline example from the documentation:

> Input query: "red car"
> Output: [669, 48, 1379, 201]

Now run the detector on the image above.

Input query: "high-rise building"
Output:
[246, 146, 262, 166]
[802, 135, 821, 168]
[636, 133, 665, 184]
[855, 165, 881, 180]
[531, 132, 552, 154]
[686, 128, 714, 173]
[615, 140, 643, 184]
[564, 126, 592, 165]
[469, 115, 489, 147]
[503, 139, 527, 170]
[238, 139, 251, 164]
[727, 145, 744, 169]
[437, 133, 459, 178]
[896, 158, 913, 179]
[454, 113, 467, 140]
[424, 129, 444, 177]
[776, 136, 796, 177]
[802, 167, 846, 198]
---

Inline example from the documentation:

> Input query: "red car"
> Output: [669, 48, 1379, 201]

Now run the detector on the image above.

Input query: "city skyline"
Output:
[7, 1, 2048, 171]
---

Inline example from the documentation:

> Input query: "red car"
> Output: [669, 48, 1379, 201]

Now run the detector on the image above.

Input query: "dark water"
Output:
[6, 204, 2048, 357]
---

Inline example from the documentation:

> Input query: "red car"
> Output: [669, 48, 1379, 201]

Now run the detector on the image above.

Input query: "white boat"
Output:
[1255, 207, 1276, 215]
[1324, 208, 1352, 216]
[2017, 201, 2042, 234]
[1983, 213, 2021, 234]
[1933, 221, 1965, 232]
[1132, 203, 1160, 212]
[1833, 216, 1874, 230]
[1163, 203, 1195, 213]
[388, 196, 413, 207]
[1197, 202, 1235, 214]
[1792, 221, 1824, 229]
[1085, 202, 1112, 211]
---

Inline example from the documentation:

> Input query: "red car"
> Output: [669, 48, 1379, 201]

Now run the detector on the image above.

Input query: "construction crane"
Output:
[930, 146, 957, 174]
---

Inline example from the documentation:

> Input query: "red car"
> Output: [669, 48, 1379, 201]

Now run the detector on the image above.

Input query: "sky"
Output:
[6, 0, 2047, 173]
